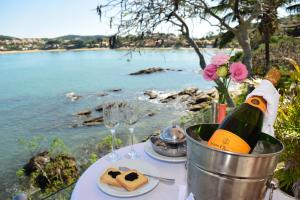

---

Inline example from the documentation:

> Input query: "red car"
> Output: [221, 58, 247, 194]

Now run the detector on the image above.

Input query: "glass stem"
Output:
[110, 129, 116, 153]
[129, 127, 134, 151]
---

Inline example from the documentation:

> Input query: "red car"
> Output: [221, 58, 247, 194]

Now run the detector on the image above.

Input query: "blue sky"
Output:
[0, 0, 107, 38]
[0, 0, 220, 38]
[0, 0, 288, 39]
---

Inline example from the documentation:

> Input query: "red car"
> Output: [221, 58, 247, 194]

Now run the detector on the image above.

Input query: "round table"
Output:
[71, 142, 292, 200]
[71, 143, 187, 200]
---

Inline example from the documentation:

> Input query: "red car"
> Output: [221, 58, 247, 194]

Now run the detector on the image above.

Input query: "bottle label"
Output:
[245, 96, 267, 113]
[207, 129, 251, 153]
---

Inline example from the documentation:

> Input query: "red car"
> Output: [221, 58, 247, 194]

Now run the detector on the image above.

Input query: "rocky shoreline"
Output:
[143, 87, 217, 111]
[63, 66, 217, 128]
[69, 86, 217, 128]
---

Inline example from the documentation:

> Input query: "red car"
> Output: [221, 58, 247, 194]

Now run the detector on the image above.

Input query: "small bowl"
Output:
[160, 125, 186, 144]
[150, 136, 186, 157]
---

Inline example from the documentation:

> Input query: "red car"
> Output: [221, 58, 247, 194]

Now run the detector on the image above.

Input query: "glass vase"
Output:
[217, 103, 227, 123]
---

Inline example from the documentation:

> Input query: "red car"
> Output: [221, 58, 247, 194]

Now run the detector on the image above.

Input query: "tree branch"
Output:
[196, 0, 235, 33]
[172, 12, 206, 69]
[172, 12, 234, 107]
[245, 2, 262, 25]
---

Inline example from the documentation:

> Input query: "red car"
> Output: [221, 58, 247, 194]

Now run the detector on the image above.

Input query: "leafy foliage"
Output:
[79, 153, 100, 172]
[49, 138, 69, 157]
[18, 135, 45, 156]
[217, 30, 236, 49]
[232, 84, 248, 106]
[230, 51, 244, 62]
[16, 168, 25, 178]
[35, 154, 79, 194]
[17, 137, 77, 198]
[274, 58, 300, 197]
[88, 153, 99, 164]
[179, 107, 212, 128]
[252, 36, 300, 76]
[97, 135, 123, 152]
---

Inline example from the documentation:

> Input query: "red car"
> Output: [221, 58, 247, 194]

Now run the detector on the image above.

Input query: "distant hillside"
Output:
[55, 35, 106, 41]
[0, 35, 19, 40]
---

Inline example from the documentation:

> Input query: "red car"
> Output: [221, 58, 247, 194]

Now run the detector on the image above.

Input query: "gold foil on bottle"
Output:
[265, 68, 281, 86]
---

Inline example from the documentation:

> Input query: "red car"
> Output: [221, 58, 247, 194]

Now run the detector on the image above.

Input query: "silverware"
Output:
[118, 166, 175, 183]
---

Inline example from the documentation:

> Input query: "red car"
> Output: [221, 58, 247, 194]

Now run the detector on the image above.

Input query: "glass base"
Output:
[126, 149, 140, 160]
[106, 151, 121, 162]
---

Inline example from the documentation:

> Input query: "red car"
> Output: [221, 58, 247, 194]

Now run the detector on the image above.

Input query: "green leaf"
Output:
[16, 168, 25, 178]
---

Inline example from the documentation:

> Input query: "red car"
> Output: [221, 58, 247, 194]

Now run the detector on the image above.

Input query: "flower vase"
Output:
[217, 103, 227, 123]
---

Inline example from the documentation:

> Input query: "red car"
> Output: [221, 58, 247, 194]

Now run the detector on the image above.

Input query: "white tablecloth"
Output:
[71, 143, 186, 200]
[71, 143, 292, 200]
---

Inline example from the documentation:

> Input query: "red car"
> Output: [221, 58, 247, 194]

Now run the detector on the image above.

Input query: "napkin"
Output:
[186, 193, 195, 200]
[177, 185, 195, 200]
[246, 80, 280, 136]
[177, 185, 187, 200]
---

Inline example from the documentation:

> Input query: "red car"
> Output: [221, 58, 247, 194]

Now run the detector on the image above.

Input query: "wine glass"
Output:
[168, 97, 187, 128]
[123, 101, 140, 159]
[103, 102, 121, 162]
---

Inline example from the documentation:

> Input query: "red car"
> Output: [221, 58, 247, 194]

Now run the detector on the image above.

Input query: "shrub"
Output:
[274, 58, 300, 198]
[17, 137, 79, 198]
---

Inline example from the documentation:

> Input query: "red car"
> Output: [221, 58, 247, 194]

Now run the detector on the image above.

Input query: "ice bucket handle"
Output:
[266, 178, 279, 200]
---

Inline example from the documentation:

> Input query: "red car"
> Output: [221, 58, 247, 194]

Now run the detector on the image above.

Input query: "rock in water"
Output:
[178, 87, 198, 96]
[76, 110, 92, 116]
[129, 67, 164, 75]
[65, 92, 82, 101]
[65, 92, 76, 98]
[144, 90, 158, 99]
[23, 151, 50, 176]
[160, 93, 178, 103]
[147, 112, 156, 117]
[95, 105, 103, 112]
[108, 88, 122, 92]
[192, 94, 211, 104]
[71, 124, 78, 128]
[96, 92, 108, 97]
[188, 102, 210, 111]
[206, 89, 218, 97]
[83, 116, 104, 126]
[179, 94, 191, 102]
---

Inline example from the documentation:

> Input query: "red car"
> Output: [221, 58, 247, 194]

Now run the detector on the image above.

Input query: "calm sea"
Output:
[0, 48, 218, 197]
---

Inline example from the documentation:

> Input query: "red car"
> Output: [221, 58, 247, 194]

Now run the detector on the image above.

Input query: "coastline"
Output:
[0, 47, 107, 55]
[0, 47, 192, 55]
[0, 47, 240, 55]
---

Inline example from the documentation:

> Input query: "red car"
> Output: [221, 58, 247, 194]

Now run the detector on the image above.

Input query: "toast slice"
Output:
[116, 169, 148, 191]
[100, 168, 123, 187]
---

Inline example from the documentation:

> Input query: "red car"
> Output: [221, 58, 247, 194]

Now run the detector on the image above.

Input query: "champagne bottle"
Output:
[207, 69, 281, 154]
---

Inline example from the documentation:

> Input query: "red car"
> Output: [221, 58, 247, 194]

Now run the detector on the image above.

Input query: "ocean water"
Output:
[0, 48, 218, 197]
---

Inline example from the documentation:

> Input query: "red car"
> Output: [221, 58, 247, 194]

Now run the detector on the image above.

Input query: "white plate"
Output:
[144, 140, 186, 163]
[97, 159, 159, 198]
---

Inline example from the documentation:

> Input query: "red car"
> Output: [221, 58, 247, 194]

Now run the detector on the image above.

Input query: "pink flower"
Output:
[211, 53, 230, 66]
[229, 62, 248, 82]
[203, 64, 218, 81]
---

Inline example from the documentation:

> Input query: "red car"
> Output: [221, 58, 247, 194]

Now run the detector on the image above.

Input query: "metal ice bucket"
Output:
[185, 124, 284, 200]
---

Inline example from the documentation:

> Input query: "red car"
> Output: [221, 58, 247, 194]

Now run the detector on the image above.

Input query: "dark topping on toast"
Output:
[108, 170, 121, 178]
[125, 172, 139, 181]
